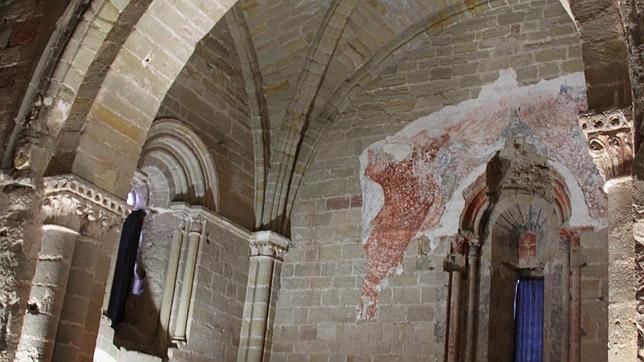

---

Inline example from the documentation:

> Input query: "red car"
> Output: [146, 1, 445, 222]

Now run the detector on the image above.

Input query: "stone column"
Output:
[464, 242, 480, 362]
[444, 253, 465, 362]
[617, 2, 644, 356]
[238, 231, 289, 362]
[579, 110, 637, 360]
[15, 175, 127, 362]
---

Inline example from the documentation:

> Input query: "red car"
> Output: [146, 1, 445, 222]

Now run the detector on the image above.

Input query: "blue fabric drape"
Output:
[514, 278, 544, 362]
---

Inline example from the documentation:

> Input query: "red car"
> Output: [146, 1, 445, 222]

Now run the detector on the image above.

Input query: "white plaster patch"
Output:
[381, 142, 412, 162]
[45, 98, 72, 137]
[394, 69, 586, 141]
[359, 68, 604, 254]
[548, 160, 604, 228]
[94, 349, 117, 362]
[359, 151, 384, 243]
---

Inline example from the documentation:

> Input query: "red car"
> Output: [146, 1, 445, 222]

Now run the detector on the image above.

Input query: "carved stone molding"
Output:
[189, 216, 204, 234]
[578, 109, 633, 182]
[169, 202, 251, 240]
[250, 231, 290, 260]
[42, 174, 129, 238]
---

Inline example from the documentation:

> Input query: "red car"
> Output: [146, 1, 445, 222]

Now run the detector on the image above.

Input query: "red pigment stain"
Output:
[519, 231, 537, 263]
[358, 134, 448, 320]
[559, 227, 592, 248]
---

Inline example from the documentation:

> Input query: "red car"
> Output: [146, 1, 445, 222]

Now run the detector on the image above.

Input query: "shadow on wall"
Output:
[104, 209, 181, 360]
[113, 273, 166, 358]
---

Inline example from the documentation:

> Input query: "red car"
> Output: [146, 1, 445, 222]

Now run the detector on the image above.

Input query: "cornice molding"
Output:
[42, 174, 129, 238]
[169, 202, 251, 240]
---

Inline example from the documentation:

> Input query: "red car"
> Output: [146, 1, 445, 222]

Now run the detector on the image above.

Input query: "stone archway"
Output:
[4, 1, 242, 360]
[42, 0, 241, 197]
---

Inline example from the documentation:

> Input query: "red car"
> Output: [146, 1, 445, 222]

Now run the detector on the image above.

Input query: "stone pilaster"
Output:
[16, 174, 127, 362]
[579, 110, 637, 360]
[238, 231, 289, 362]
[172, 216, 204, 342]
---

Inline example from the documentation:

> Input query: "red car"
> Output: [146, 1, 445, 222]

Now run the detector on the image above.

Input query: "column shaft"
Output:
[16, 225, 79, 361]
[160, 227, 184, 335]
[173, 229, 201, 341]
[238, 231, 289, 362]
[570, 239, 581, 362]
[447, 271, 462, 362]
[464, 245, 479, 362]
[606, 181, 637, 361]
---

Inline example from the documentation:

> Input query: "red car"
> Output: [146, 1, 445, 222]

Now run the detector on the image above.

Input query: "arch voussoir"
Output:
[60, 0, 240, 196]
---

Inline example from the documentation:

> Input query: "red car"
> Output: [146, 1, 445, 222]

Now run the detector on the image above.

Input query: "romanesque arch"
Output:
[139, 118, 219, 210]
[0, 0, 642, 359]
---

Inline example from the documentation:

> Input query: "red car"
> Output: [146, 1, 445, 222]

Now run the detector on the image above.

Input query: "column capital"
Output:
[42, 174, 129, 238]
[189, 216, 204, 234]
[578, 109, 633, 183]
[250, 231, 290, 260]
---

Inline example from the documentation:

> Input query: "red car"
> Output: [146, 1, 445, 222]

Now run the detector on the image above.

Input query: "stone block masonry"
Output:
[271, 0, 606, 359]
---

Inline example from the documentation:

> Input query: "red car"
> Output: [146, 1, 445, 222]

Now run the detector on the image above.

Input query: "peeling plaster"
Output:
[45, 98, 72, 137]
[357, 69, 606, 319]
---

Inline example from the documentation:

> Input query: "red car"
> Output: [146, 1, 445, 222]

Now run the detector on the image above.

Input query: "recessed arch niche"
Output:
[138, 117, 219, 211]
[445, 138, 594, 362]
[101, 118, 221, 357]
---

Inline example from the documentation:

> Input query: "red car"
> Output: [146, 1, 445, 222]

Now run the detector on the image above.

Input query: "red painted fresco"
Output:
[358, 75, 607, 319]
[519, 231, 538, 263]
[559, 227, 592, 248]
[358, 134, 448, 319]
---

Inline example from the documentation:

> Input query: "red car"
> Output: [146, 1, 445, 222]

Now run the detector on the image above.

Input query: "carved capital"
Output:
[250, 231, 290, 260]
[42, 175, 129, 238]
[189, 216, 204, 234]
[578, 109, 633, 182]
[443, 253, 466, 273]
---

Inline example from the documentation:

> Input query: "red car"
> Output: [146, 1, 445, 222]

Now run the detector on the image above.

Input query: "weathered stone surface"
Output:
[0, 0, 637, 359]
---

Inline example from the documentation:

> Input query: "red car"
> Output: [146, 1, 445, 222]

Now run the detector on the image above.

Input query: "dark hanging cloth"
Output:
[107, 209, 146, 327]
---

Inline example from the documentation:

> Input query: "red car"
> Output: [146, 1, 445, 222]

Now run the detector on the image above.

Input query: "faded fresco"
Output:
[358, 70, 606, 320]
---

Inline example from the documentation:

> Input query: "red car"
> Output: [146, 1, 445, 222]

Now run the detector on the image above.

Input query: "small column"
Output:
[579, 110, 637, 360]
[444, 252, 466, 362]
[15, 175, 127, 362]
[464, 242, 480, 362]
[159, 219, 185, 336]
[238, 231, 289, 362]
[173, 216, 204, 341]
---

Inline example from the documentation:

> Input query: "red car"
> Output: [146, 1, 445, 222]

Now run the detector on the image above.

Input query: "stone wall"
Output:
[95, 211, 250, 362]
[271, 0, 609, 360]
[156, 15, 254, 229]
[0, 0, 69, 162]
[98, 212, 178, 356]
[170, 217, 249, 361]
